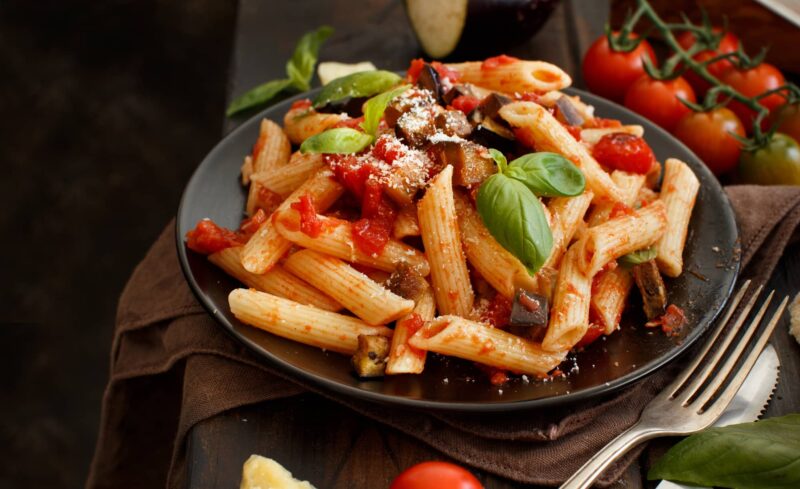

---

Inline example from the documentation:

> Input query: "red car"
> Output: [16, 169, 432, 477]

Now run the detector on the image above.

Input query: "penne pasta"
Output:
[654, 158, 700, 277]
[386, 285, 436, 375]
[590, 266, 634, 335]
[409, 316, 567, 376]
[246, 119, 292, 215]
[580, 125, 644, 145]
[283, 106, 344, 145]
[284, 249, 414, 325]
[241, 169, 345, 274]
[586, 170, 646, 227]
[543, 242, 593, 352]
[580, 200, 668, 276]
[544, 191, 594, 269]
[445, 60, 571, 94]
[250, 151, 325, 198]
[209, 247, 341, 312]
[453, 190, 537, 300]
[417, 166, 474, 317]
[392, 205, 421, 239]
[273, 208, 430, 275]
[499, 101, 624, 203]
[229, 288, 391, 355]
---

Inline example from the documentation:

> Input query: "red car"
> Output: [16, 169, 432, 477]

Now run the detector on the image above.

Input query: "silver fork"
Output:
[560, 280, 789, 489]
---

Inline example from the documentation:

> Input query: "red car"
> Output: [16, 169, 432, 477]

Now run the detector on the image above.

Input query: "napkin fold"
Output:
[86, 185, 800, 489]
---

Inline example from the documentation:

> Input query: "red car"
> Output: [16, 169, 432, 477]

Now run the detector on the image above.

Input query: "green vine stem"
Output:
[609, 0, 800, 151]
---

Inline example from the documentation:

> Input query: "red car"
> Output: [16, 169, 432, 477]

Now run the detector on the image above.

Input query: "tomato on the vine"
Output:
[738, 133, 800, 185]
[624, 75, 696, 132]
[720, 63, 787, 131]
[676, 29, 740, 95]
[390, 461, 483, 489]
[769, 103, 800, 144]
[673, 107, 745, 176]
[582, 32, 656, 103]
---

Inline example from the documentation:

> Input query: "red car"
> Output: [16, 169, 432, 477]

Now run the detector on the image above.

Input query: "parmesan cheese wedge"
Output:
[240, 455, 316, 489]
[790, 292, 800, 345]
[317, 61, 377, 85]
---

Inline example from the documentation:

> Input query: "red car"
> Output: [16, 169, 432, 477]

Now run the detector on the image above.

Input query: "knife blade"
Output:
[655, 343, 780, 489]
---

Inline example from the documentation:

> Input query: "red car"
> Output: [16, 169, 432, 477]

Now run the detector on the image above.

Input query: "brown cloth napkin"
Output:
[86, 185, 800, 489]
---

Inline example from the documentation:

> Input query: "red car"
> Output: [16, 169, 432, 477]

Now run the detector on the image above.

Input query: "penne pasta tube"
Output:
[654, 158, 700, 277]
[273, 209, 430, 275]
[445, 60, 571, 94]
[283, 106, 344, 145]
[209, 247, 342, 312]
[580, 125, 644, 145]
[586, 171, 646, 227]
[284, 249, 414, 325]
[250, 152, 325, 198]
[392, 205, 421, 239]
[246, 119, 292, 215]
[580, 200, 668, 276]
[409, 316, 567, 376]
[453, 191, 537, 300]
[229, 289, 391, 355]
[499, 101, 624, 203]
[242, 169, 345, 274]
[590, 266, 634, 335]
[543, 242, 593, 352]
[543, 191, 594, 269]
[417, 166, 474, 317]
[386, 285, 436, 375]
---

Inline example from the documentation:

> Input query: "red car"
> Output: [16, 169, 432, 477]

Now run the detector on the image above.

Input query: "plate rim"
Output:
[175, 86, 740, 412]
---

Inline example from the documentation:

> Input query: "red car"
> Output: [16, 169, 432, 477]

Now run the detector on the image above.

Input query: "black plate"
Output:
[176, 88, 739, 411]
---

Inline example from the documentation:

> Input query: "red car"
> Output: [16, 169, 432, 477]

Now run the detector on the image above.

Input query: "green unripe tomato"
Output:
[738, 133, 800, 185]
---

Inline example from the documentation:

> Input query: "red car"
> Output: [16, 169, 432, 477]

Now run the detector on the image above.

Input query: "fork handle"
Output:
[560, 422, 661, 489]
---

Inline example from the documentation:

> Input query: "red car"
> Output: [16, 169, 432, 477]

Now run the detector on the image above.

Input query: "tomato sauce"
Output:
[403, 313, 427, 357]
[592, 133, 655, 174]
[608, 202, 636, 220]
[238, 208, 268, 239]
[185, 219, 243, 255]
[290, 99, 312, 111]
[480, 294, 512, 329]
[575, 323, 604, 349]
[647, 304, 687, 336]
[481, 54, 519, 70]
[406, 59, 460, 83]
[585, 117, 622, 129]
[450, 95, 481, 115]
[561, 122, 582, 141]
[333, 116, 365, 130]
[290, 194, 324, 238]
[512, 127, 537, 150]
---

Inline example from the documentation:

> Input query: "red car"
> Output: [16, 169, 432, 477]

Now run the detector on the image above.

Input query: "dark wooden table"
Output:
[188, 1, 800, 487]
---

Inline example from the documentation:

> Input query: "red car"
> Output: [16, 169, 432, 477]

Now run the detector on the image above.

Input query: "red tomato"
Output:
[390, 461, 483, 489]
[290, 194, 323, 238]
[481, 54, 519, 70]
[450, 95, 481, 115]
[407, 59, 460, 83]
[582, 33, 656, 103]
[575, 323, 604, 349]
[592, 133, 656, 174]
[676, 29, 740, 94]
[673, 107, 745, 176]
[623, 75, 696, 132]
[479, 294, 512, 328]
[771, 103, 800, 143]
[238, 208, 268, 238]
[721, 63, 787, 131]
[185, 219, 242, 255]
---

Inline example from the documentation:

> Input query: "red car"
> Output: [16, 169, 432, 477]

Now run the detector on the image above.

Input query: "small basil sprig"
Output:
[313, 70, 403, 109]
[227, 26, 333, 116]
[618, 248, 657, 268]
[476, 150, 585, 274]
[648, 414, 800, 489]
[301, 85, 409, 155]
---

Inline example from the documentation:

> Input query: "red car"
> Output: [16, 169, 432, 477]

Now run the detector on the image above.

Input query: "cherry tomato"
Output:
[738, 133, 800, 185]
[676, 29, 740, 95]
[720, 63, 787, 131]
[582, 33, 656, 103]
[390, 461, 483, 489]
[623, 75, 696, 132]
[673, 107, 745, 176]
[769, 103, 800, 144]
[592, 133, 656, 174]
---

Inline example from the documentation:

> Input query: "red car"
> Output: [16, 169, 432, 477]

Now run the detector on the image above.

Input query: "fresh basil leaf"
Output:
[313, 70, 403, 109]
[618, 248, 657, 268]
[360, 84, 410, 137]
[506, 152, 585, 197]
[226, 78, 294, 116]
[488, 148, 508, 173]
[648, 414, 800, 489]
[476, 174, 552, 275]
[299, 128, 372, 154]
[286, 26, 334, 92]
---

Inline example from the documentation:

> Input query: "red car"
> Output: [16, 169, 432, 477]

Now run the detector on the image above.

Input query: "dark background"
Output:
[0, 1, 237, 486]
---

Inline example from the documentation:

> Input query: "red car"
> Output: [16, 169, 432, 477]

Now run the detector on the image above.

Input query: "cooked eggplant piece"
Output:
[387, 263, 429, 301]
[382, 148, 435, 206]
[435, 110, 472, 138]
[507, 289, 549, 342]
[416, 63, 444, 104]
[469, 93, 513, 125]
[314, 96, 368, 117]
[633, 260, 668, 320]
[351, 334, 390, 378]
[469, 120, 516, 155]
[555, 95, 585, 127]
[395, 109, 436, 148]
[430, 140, 495, 188]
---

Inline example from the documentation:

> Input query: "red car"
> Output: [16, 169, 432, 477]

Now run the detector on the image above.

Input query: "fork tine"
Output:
[695, 294, 788, 414]
[670, 282, 762, 401]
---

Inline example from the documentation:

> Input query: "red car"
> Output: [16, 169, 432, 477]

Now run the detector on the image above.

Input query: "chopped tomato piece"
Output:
[290, 99, 312, 111]
[406, 58, 460, 83]
[406, 58, 426, 83]
[185, 219, 243, 254]
[646, 304, 686, 336]
[481, 54, 519, 70]
[290, 194, 324, 238]
[480, 294, 512, 329]
[561, 122, 582, 141]
[372, 135, 406, 165]
[333, 116, 364, 129]
[430, 61, 460, 83]
[592, 133, 655, 174]
[328, 154, 374, 199]
[585, 117, 622, 129]
[238, 209, 268, 239]
[450, 95, 481, 115]
[575, 323, 604, 349]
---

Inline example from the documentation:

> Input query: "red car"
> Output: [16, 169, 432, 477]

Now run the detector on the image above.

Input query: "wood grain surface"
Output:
[189, 0, 800, 487]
